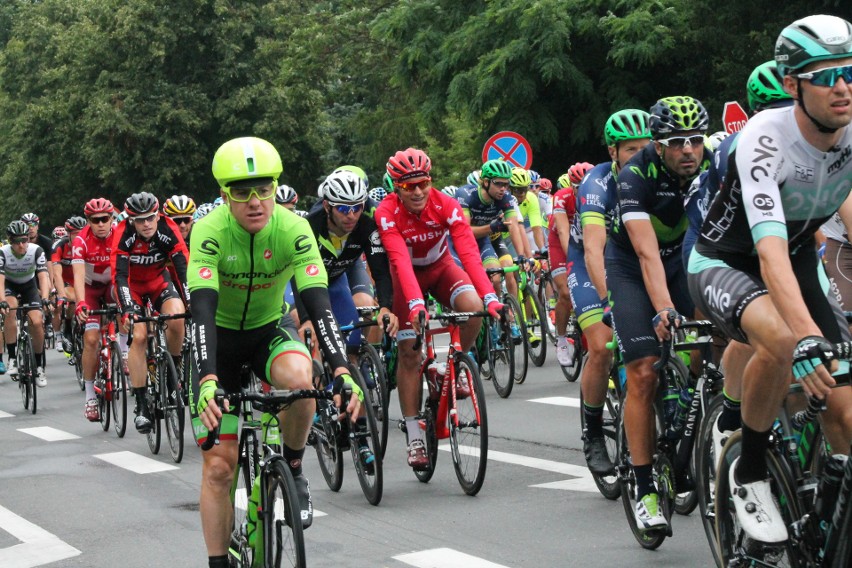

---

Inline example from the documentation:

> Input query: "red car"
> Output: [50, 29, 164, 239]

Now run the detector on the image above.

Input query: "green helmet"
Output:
[382, 172, 393, 192]
[775, 15, 852, 76]
[334, 165, 369, 186]
[510, 167, 532, 188]
[604, 109, 652, 146]
[746, 61, 792, 113]
[649, 96, 709, 139]
[212, 137, 282, 189]
[481, 159, 513, 180]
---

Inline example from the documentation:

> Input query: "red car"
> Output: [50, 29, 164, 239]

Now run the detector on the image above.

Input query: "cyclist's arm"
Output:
[446, 202, 498, 298]
[506, 216, 528, 258]
[35, 247, 50, 300]
[526, 194, 545, 250]
[164, 217, 191, 305]
[376, 205, 426, 311]
[361, 226, 393, 311]
[623, 219, 673, 313]
[71, 258, 86, 306]
[113, 253, 134, 313]
[298, 284, 348, 371]
[0, 267, 5, 304]
[189, 287, 219, 381]
[50, 244, 65, 293]
[469, 221, 495, 240]
[583, 223, 608, 299]
[552, 210, 571, 257]
[838, 193, 852, 243]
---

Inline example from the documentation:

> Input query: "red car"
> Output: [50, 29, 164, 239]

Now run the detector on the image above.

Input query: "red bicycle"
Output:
[404, 310, 489, 495]
[89, 304, 128, 438]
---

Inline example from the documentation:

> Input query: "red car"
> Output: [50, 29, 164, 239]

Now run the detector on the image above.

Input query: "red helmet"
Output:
[539, 178, 552, 192]
[386, 148, 431, 183]
[84, 198, 115, 217]
[568, 162, 594, 185]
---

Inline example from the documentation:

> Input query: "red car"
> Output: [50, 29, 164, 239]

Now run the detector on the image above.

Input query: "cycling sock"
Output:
[133, 387, 146, 410]
[405, 417, 423, 444]
[736, 423, 770, 483]
[84, 379, 96, 400]
[634, 464, 655, 500]
[282, 444, 305, 477]
[208, 555, 229, 568]
[7, 343, 15, 359]
[35, 352, 44, 367]
[718, 388, 742, 432]
[63, 318, 72, 337]
[582, 402, 604, 437]
[0, 354, 4, 363]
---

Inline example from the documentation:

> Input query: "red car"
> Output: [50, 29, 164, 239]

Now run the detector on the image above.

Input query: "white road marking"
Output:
[394, 547, 509, 567]
[527, 396, 580, 408]
[94, 451, 178, 474]
[17, 427, 80, 442]
[0, 410, 13, 418]
[0, 504, 81, 568]
[234, 492, 326, 518]
[440, 445, 598, 493]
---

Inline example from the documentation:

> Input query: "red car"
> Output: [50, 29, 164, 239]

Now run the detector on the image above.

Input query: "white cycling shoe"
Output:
[729, 457, 788, 544]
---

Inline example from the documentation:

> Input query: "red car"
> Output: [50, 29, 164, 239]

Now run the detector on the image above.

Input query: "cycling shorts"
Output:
[84, 284, 116, 331]
[606, 243, 694, 364]
[477, 235, 510, 265]
[329, 273, 361, 350]
[547, 229, 568, 277]
[5, 279, 41, 307]
[824, 238, 852, 312]
[567, 244, 604, 331]
[689, 243, 851, 348]
[346, 257, 374, 296]
[124, 270, 181, 314]
[393, 256, 477, 342]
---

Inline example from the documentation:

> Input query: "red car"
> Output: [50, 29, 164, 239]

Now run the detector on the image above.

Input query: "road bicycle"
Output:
[306, 329, 383, 506]
[128, 309, 187, 462]
[481, 265, 525, 396]
[89, 304, 129, 437]
[2, 304, 41, 414]
[403, 309, 489, 495]
[201, 387, 334, 568]
[516, 261, 549, 369]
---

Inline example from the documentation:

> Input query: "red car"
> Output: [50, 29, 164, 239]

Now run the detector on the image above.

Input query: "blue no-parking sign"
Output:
[481, 131, 533, 169]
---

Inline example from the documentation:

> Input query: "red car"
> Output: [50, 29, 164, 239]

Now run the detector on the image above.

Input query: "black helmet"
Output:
[124, 192, 160, 217]
[7, 220, 29, 237]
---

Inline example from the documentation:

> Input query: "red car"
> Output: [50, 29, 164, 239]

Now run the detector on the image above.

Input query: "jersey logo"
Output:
[447, 208, 463, 226]
[305, 264, 319, 277]
[369, 230, 382, 246]
[293, 234, 312, 254]
[380, 217, 396, 231]
[198, 267, 212, 280]
[264, 249, 272, 260]
[199, 238, 219, 256]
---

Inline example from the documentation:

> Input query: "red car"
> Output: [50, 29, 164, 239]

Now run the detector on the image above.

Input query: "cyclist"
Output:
[21, 212, 54, 262]
[163, 194, 197, 244]
[112, 192, 189, 434]
[369, 186, 388, 203]
[376, 147, 503, 469]
[52, 216, 87, 353]
[275, 184, 298, 210]
[0, 220, 51, 385]
[607, 95, 710, 531]
[189, 137, 360, 568]
[74, 198, 117, 421]
[570, 110, 652, 475]
[688, 15, 852, 544]
[538, 177, 553, 236]
[52, 226, 67, 242]
[510, 167, 546, 254]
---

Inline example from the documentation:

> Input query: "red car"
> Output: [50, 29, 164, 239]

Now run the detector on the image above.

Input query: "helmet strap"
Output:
[796, 79, 839, 134]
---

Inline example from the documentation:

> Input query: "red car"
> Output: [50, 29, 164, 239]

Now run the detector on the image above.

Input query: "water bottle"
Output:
[426, 362, 446, 400]
[261, 412, 281, 446]
[677, 330, 697, 368]
[662, 379, 680, 434]
[815, 454, 848, 524]
[666, 386, 694, 439]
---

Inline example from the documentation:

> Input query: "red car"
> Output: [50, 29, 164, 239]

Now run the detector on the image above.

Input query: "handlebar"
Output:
[413, 310, 426, 351]
[126, 312, 190, 346]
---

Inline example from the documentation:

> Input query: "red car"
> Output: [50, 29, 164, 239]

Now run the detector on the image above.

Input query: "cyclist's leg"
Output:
[327, 274, 361, 362]
[549, 228, 572, 338]
[431, 259, 483, 353]
[347, 258, 380, 343]
[152, 277, 185, 357]
[497, 236, 519, 298]
[21, 281, 46, 369]
[4, 291, 19, 363]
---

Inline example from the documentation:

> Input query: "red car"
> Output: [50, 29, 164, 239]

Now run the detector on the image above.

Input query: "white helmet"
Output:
[706, 131, 729, 152]
[275, 184, 298, 205]
[441, 185, 458, 198]
[319, 170, 368, 204]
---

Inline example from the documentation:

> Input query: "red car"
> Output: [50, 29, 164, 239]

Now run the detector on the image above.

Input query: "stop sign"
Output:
[723, 101, 749, 134]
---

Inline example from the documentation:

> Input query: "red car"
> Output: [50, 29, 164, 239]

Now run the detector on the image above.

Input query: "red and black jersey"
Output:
[51, 236, 74, 284]
[111, 216, 189, 312]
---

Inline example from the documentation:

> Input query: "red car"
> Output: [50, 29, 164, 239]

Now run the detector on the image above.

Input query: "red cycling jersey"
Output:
[72, 226, 114, 286]
[51, 237, 74, 284]
[549, 186, 576, 233]
[375, 189, 494, 310]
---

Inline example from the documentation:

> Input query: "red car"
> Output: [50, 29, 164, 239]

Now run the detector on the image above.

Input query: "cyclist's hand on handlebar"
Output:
[792, 336, 838, 399]
[332, 372, 362, 423]
[74, 300, 89, 323]
[120, 310, 137, 333]
[601, 297, 613, 328]
[651, 307, 682, 341]
[378, 307, 399, 338]
[197, 378, 225, 430]
[41, 298, 53, 312]
[489, 216, 507, 234]
[408, 304, 428, 334]
[0, 301, 8, 315]
[484, 293, 503, 321]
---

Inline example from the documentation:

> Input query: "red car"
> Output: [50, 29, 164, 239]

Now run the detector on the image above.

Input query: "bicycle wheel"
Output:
[449, 351, 488, 496]
[487, 313, 514, 398]
[73, 322, 85, 391]
[505, 295, 528, 384]
[561, 316, 584, 383]
[310, 362, 343, 492]
[347, 366, 383, 506]
[19, 332, 36, 414]
[537, 276, 558, 345]
[110, 341, 128, 438]
[97, 353, 110, 432]
[414, 398, 439, 483]
[358, 343, 390, 460]
[264, 460, 306, 568]
[163, 353, 185, 463]
[231, 436, 257, 567]
[146, 370, 162, 454]
[695, 393, 725, 567]
[580, 382, 620, 500]
[715, 430, 803, 567]
[522, 284, 547, 368]
[826, 478, 852, 568]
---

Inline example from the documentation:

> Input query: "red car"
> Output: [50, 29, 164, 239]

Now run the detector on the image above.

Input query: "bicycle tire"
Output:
[505, 294, 528, 384]
[110, 341, 128, 438]
[358, 343, 390, 460]
[73, 322, 85, 391]
[580, 383, 620, 500]
[715, 430, 804, 567]
[414, 398, 439, 483]
[19, 330, 36, 414]
[826, 469, 852, 568]
[561, 316, 584, 382]
[522, 284, 547, 369]
[311, 360, 343, 492]
[231, 435, 257, 568]
[146, 362, 162, 455]
[449, 351, 488, 496]
[537, 276, 558, 345]
[163, 352, 185, 463]
[694, 392, 724, 567]
[347, 365, 383, 506]
[264, 460, 307, 568]
[487, 313, 514, 398]
[98, 352, 111, 432]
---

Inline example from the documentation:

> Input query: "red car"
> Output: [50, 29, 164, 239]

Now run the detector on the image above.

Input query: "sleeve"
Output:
[190, 288, 218, 379]
[298, 286, 348, 370]
[186, 219, 221, 293]
[360, 219, 393, 310]
[443, 197, 497, 299]
[618, 163, 651, 223]
[51, 240, 64, 263]
[34, 247, 48, 273]
[285, 216, 328, 293]
[376, 199, 426, 311]
[579, 179, 607, 229]
[0, 249, 6, 275]
[501, 194, 518, 219]
[526, 193, 544, 228]
[734, 122, 788, 244]
[163, 217, 190, 303]
[110, 225, 134, 312]
[71, 234, 85, 265]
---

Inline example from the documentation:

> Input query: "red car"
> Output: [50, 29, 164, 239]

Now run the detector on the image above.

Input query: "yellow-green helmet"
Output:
[556, 173, 572, 189]
[510, 167, 532, 188]
[649, 96, 709, 139]
[212, 137, 282, 189]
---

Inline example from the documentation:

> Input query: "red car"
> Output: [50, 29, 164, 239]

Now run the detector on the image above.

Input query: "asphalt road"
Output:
[0, 343, 716, 568]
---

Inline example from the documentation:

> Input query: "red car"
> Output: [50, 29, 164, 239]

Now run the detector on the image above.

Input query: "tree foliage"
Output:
[0, 0, 849, 228]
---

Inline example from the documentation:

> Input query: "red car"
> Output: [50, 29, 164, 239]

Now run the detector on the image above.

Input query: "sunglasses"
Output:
[173, 217, 192, 225]
[330, 203, 364, 215]
[225, 185, 275, 202]
[88, 216, 111, 225]
[489, 179, 511, 188]
[658, 135, 705, 150]
[796, 64, 852, 88]
[132, 214, 158, 225]
[10, 237, 28, 244]
[396, 180, 430, 192]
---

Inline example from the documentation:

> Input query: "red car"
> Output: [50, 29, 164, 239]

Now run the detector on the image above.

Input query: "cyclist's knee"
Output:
[625, 360, 658, 401]
[203, 452, 237, 489]
[269, 354, 312, 390]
